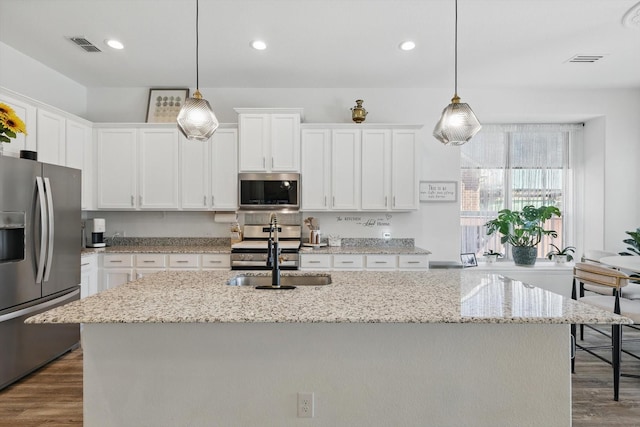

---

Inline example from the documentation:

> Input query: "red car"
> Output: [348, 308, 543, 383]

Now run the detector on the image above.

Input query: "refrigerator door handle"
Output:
[0, 289, 80, 323]
[35, 176, 48, 285]
[43, 177, 55, 282]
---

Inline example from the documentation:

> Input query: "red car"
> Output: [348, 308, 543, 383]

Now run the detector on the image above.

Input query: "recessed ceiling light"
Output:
[251, 40, 267, 50]
[399, 41, 416, 51]
[105, 39, 124, 50]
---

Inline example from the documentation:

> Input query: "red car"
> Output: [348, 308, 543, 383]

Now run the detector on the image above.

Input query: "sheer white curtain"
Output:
[460, 124, 582, 260]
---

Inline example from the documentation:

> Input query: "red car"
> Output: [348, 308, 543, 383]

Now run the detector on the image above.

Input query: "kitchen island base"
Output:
[83, 322, 570, 427]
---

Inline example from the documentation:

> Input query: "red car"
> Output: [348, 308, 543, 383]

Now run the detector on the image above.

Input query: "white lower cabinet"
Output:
[202, 254, 231, 270]
[332, 254, 364, 270]
[300, 253, 428, 271]
[101, 254, 134, 291]
[80, 254, 99, 298]
[135, 254, 167, 279]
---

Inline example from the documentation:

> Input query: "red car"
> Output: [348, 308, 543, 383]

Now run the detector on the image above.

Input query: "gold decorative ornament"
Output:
[350, 99, 368, 123]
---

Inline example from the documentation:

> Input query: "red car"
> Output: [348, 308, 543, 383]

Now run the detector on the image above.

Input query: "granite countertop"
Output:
[81, 245, 233, 255]
[27, 270, 628, 325]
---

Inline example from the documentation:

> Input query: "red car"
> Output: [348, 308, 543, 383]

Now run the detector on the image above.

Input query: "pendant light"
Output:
[433, 0, 481, 146]
[177, 0, 219, 141]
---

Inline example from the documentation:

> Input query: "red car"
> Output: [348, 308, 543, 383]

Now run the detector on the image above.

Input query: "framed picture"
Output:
[146, 88, 189, 123]
[460, 253, 478, 268]
[420, 181, 457, 202]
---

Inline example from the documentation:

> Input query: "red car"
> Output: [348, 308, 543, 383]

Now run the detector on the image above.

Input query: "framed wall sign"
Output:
[146, 88, 189, 123]
[419, 181, 457, 202]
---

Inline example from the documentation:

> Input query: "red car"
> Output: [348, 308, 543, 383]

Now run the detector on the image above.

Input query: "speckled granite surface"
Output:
[301, 246, 431, 255]
[27, 270, 628, 325]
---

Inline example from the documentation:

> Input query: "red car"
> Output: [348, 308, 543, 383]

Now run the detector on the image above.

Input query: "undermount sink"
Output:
[226, 274, 332, 287]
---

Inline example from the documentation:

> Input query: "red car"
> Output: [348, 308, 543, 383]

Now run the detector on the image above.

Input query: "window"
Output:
[460, 124, 582, 259]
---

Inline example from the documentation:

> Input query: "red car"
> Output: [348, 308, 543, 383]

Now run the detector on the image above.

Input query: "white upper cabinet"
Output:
[65, 119, 93, 209]
[180, 136, 209, 209]
[96, 128, 138, 209]
[301, 129, 331, 210]
[390, 130, 419, 210]
[331, 129, 361, 210]
[138, 128, 179, 209]
[0, 93, 37, 156]
[236, 108, 302, 172]
[210, 128, 238, 210]
[36, 109, 66, 165]
[361, 129, 391, 210]
[300, 124, 421, 212]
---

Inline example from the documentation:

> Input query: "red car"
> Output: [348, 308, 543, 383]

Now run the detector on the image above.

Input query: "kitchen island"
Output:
[28, 270, 628, 427]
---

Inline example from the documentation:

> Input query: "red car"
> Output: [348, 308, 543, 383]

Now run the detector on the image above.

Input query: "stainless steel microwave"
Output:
[238, 173, 300, 210]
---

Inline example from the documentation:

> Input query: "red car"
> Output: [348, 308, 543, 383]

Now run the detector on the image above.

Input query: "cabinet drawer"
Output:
[168, 254, 200, 268]
[365, 255, 397, 269]
[103, 254, 133, 268]
[332, 254, 363, 269]
[300, 254, 331, 269]
[135, 254, 167, 268]
[202, 254, 231, 269]
[398, 255, 429, 269]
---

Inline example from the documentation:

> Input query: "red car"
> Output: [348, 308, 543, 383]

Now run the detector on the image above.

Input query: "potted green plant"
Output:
[619, 228, 640, 256]
[485, 205, 561, 266]
[546, 244, 575, 265]
[483, 250, 503, 264]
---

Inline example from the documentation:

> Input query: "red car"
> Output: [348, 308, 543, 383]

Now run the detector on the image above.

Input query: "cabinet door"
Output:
[331, 129, 360, 210]
[0, 94, 37, 155]
[391, 130, 418, 210]
[80, 254, 99, 298]
[301, 129, 331, 210]
[139, 128, 179, 209]
[97, 128, 137, 209]
[361, 129, 391, 210]
[180, 135, 209, 209]
[211, 128, 238, 210]
[36, 109, 66, 165]
[66, 120, 93, 209]
[102, 269, 134, 291]
[270, 114, 300, 171]
[238, 114, 268, 171]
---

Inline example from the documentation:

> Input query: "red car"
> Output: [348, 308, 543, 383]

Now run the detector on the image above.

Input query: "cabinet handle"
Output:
[324, 196, 327, 207]
[208, 260, 222, 264]
[308, 261, 321, 264]
[393, 196, 396, 207]
[203, 195, 207, 206]
[332, 196, 335, 207]
[175, 260, 189, 263]
[109, 260, 123, 263]
[211, 195, 215, 206]
[407, 261, 420, 264]
[139, 195, 142, 205]
[143, 260, 155, 263]
[131, 195, 134, 206]
[385, 196, 388, 207]
[375, 261, 387, 264]
[263, 157, 266, 168]
[81, 262, 90, 266]
[340, 261, 354, 264]
[271, 157, 274, 169]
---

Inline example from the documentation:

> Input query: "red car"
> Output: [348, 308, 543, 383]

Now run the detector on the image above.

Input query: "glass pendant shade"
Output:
[433, 95, 482, 146]
[177, 90, 219, 141]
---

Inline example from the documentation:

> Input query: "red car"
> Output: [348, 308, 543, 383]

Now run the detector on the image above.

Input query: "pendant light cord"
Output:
[195, 0, 200, 91]
[454, 0, 458, 96]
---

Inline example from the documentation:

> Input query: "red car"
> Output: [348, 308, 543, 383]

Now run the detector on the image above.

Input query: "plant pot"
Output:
[553, 254, 568, 265]
[512, 246, 538, 266]
[485, 254, 499, 264]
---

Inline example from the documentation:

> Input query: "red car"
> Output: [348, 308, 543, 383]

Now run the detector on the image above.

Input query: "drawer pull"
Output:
[308, 261, 321, 264]
[109, 260, 123, 263]
[374, 261, 388, 264]
[407, 261, 421, 264]
[175, 260, 189, 263]
[81, 262, 90, 266]
[208, 260, 222, 264]
[340, 261, 354, 264]
[143, 260, 156, 263]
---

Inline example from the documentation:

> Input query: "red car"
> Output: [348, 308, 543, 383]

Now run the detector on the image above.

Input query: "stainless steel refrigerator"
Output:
[0, 155, 81, 390]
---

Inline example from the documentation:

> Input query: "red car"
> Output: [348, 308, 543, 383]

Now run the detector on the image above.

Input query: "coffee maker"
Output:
[86, 218, 106, 248]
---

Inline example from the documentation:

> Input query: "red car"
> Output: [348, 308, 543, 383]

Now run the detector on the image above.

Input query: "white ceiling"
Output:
[1, 0, 639, 90]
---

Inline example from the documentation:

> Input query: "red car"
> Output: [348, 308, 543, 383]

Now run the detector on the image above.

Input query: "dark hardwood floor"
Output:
[1, 327, 639, 426]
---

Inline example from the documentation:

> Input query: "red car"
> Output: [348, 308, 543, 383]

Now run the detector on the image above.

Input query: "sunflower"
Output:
[0, 103, 15, 117]
[1, 112, 27, 135]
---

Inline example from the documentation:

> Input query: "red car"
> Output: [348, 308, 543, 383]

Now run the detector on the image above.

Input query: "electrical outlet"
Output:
[113, 230, 125, 237]
[383, 232, 391, 240]
[297, 392, 314, 418]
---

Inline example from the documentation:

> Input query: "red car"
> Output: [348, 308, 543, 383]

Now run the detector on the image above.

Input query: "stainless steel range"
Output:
[231, 224, 302, 270]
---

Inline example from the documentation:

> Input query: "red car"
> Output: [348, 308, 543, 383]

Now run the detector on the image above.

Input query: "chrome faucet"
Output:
[267, 213, 281, 287]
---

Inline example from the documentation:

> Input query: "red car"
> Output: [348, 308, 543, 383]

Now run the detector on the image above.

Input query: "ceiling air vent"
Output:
[67, 36, 101, 53]
[566, 54, 606, 63]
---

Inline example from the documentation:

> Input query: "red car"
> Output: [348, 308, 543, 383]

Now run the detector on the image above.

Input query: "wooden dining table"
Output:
[600, 256, 640, 274]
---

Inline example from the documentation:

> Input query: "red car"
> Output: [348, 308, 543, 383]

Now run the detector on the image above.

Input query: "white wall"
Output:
[0, 42, 87, 116]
